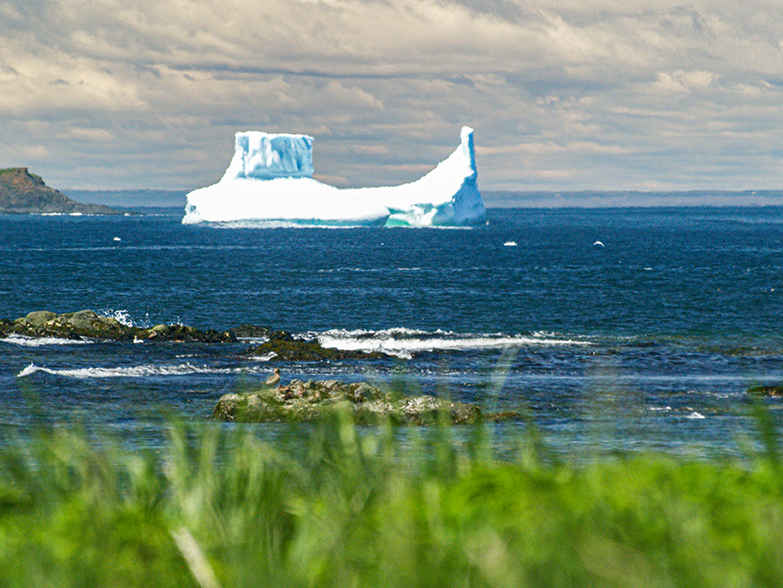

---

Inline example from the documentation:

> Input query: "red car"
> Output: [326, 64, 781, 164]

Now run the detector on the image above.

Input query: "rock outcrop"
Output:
[0, 310, 236, 342]
[213, 379, 520, 425]
[0, 168, 120, 214]
[1, 310, 392, 358]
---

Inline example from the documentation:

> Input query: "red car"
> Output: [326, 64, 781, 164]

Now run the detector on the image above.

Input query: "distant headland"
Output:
[0, 167, 121, 214]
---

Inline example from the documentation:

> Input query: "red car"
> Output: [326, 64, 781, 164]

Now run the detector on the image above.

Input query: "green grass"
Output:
[0, 412, 781, 588]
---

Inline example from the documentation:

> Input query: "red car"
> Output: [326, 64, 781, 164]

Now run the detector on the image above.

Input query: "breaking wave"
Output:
[2, 334, 93, 347]
[315, 328, 590, 359]
[16, 362, 274, 379]
[97, 308, 153, 328]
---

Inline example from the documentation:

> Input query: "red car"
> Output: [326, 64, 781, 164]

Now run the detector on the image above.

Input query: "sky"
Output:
[2, 0, 783, 194]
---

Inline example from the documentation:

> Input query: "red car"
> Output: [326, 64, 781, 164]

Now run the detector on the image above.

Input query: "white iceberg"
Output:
[182, 127, 486, 227]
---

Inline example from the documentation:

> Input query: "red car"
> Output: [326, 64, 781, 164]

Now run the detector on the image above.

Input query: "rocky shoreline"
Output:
[0, 310, 386, 359]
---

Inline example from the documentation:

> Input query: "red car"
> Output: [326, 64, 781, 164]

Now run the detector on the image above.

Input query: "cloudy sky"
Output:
[2, 0, 783, 194]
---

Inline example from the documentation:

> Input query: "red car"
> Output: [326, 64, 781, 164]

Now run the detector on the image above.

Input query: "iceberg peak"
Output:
[183, 127, 486, 227]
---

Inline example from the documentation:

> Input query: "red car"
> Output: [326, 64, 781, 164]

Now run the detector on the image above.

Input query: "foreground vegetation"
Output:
[0, 410, 782, 588]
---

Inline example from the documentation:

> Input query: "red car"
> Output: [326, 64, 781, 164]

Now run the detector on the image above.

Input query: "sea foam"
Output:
[2, 334, 92, 347]
[16, 362, 273, 379]
[316, 328, 589, 359]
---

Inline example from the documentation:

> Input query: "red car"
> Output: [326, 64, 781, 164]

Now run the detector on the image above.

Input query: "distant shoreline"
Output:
[59, 187, 783, 209]
[0, 168, 122, 215]
[483, 189, 783, 208]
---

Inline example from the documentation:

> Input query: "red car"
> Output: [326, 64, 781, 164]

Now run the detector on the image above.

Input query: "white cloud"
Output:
[652, 70, 716, 93]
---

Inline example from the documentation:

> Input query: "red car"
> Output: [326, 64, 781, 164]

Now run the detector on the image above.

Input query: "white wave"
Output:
[309, 327, 432, 339]
[16, 362, 271, 379]
[248, 352, 278, 362]
[97, 308, 153, 328]
[236, 337, 270, 344]
[316, 328, 589, 359]
[685, 407, 707, 419]
[1, 334, 92, 347]
[40, 212, 93, 217]
[100, 309, 135, 327]
[317, 268, 384, 274]
[18, 363, 38, 377]
[504, 241, 517, 247]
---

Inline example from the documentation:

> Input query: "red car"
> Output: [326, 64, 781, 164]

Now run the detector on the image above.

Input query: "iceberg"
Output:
[182, 127, 486, 227]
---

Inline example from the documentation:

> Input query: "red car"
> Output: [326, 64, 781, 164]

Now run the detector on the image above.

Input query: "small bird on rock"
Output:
[264, 368, 281, 388]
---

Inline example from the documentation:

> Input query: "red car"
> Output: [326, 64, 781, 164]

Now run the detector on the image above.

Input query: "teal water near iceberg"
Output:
[1, 206, 782, 458]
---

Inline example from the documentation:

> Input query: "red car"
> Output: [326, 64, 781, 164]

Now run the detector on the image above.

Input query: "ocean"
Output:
[2, 206, 782, 458]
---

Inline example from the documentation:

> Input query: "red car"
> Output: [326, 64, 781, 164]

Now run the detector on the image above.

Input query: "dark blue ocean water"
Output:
[2, 207, 782, 458]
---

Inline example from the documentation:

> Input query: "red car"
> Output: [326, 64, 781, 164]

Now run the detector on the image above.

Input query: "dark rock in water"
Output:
[229, 324, 273, 339]
[138, 323, 236, 343]
[213, 379, 520, 425]
[748, 384, 783, 397]
[0, 168, 122, 215]
[0, 310, 236, 343]
[247, 333, 387, 361]
[269, 330, 295, 342]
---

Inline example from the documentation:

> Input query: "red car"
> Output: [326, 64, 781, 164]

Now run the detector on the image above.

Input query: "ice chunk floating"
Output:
[183, 127, 486, 227]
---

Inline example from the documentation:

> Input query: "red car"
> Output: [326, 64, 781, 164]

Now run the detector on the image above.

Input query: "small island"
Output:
[0, 167, 120, 214]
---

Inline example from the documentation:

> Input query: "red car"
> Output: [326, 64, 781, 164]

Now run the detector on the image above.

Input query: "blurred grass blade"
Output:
[171, 526, 222, 588]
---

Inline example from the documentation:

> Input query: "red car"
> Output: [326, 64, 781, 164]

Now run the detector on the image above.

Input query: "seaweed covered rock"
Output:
[138, 323, 236, 343]
[213, 379, 518, 425]
[0, 310, 236, 342]
[246, 331, 386, 361]
[6, 310, 135, 340]
[229, 324, 274, 339]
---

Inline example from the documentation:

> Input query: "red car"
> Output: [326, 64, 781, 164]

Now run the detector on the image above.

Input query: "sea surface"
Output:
[2, 206, 782, 459]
